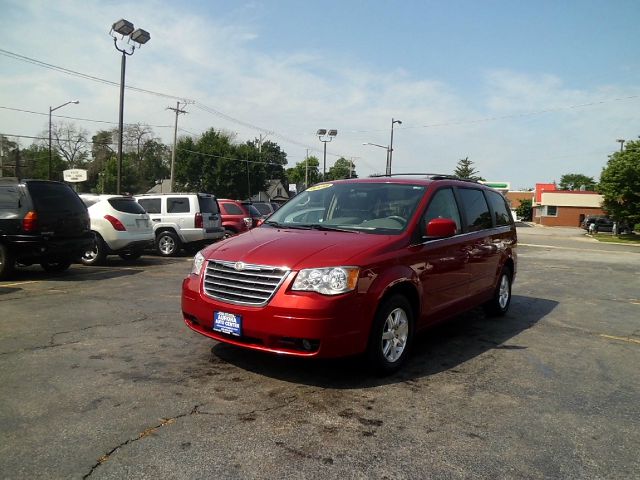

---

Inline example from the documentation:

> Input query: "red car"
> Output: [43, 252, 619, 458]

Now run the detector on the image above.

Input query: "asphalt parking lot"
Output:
[1, 226, 639, 479]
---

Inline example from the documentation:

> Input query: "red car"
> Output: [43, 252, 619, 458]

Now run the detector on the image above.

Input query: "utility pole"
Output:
[167, 101, 189, 193]
[0, 136, 4, 178]
[305, 149, 309, 188]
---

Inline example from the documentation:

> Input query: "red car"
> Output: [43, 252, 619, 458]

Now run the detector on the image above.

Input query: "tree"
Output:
[286, 156, 321, 189]
[598, 140, 640, 227]
[49, 122, 90, 174]
[515, 199, 533, 221]
[174, 129, 274, 198]
[326, 157, 358, 181]
[255, 140, 288, 187]
[454, 157, 485, 181]
[559, 173, 596, 191]
[0, 135, 18, 177]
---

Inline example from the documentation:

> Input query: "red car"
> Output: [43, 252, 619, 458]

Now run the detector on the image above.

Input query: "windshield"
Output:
[265, 182, 425, 234]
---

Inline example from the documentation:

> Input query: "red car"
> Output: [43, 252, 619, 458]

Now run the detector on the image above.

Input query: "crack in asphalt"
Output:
[0, 314, 150, 357]
[83, 395, 299, 478]
[83, 404, 202, 479]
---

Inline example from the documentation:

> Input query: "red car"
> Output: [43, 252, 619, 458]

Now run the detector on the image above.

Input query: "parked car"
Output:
[242, 202, 265, 225]
[250, 201, 280, 217]
[581, 216, 613, 232]
[135, 193, 225, 256]
[218, 199, 254, 237]
[0, 178, 93, 279]
[79, 195, 154, 265]
[182, 175, 517, 374]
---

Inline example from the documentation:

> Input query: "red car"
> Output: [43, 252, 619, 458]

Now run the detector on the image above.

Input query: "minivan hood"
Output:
[203, 226, 398, 269]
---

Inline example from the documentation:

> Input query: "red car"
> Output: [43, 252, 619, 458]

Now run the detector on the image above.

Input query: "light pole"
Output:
[317, 129, 337, 180]
[388, 118, 402, 175]
[363, 142, 390, 174]
[48, 100, 79, 180]
[110, 18, 150, 194]
[616, 138, 625, 152]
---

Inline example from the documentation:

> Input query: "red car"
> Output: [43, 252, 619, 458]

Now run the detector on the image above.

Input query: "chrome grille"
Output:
[203, 260, 290, 306]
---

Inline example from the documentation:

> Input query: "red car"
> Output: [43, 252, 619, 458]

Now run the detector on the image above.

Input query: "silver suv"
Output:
[135, 193, 224, 256]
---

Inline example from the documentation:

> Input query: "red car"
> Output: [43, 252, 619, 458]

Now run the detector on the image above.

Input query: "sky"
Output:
[1, 0, 639, 189]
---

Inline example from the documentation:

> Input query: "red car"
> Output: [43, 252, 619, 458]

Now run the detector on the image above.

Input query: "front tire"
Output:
[367, 295, 414, 375]
[156, 231, 181, 257]
[483, 267, 512, 317]
[0, 243, 16, 280]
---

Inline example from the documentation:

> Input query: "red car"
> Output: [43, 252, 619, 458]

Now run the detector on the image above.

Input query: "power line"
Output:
[0, 48, 357, 161]
[0, 105, 173, 129]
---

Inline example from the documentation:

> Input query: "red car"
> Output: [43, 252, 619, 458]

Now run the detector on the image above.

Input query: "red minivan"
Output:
[182, 176, 517, 374]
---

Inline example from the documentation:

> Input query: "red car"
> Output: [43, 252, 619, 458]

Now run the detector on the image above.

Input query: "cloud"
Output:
[1, 1, 638, 187]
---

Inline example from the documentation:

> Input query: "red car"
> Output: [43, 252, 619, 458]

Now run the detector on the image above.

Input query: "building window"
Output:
[544, 205, 558, 217]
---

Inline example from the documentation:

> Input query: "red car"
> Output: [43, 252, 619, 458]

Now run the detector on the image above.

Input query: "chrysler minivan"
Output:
[182, 176, 517, 373]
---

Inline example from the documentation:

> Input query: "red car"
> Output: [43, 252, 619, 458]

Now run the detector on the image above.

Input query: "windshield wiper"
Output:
[307, 224, 360, 233]
[263, 221, 312, 230]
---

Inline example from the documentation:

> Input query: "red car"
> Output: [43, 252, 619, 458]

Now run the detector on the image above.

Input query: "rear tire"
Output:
[483, 267, 512, 317]
[156, 231, 181, 257]
[367, 294, 414, 376]
[41, 260, 72, 273]
[0, 243, 16, 280]
[81, 234, 107, 266]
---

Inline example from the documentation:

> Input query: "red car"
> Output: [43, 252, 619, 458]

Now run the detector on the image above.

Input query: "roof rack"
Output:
[367, 173, 480, 184]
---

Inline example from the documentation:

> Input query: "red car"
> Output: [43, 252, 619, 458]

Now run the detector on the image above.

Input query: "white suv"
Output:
[135, 193, 224, 256]
[79, 195, 154, 265]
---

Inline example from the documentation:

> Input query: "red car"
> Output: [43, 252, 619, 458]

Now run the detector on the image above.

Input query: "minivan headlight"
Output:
[191, 251, 206, 275]
[292, 267, 359, 295]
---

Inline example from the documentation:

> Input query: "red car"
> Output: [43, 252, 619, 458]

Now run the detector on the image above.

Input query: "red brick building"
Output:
[532, 183, 605, 227]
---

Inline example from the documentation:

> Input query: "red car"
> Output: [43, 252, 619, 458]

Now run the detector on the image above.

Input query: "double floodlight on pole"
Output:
[48, 100, 79, 180]
[616, 138, 625, 152]
[110, 18, 150, 194]
[317, 129, 338, 180]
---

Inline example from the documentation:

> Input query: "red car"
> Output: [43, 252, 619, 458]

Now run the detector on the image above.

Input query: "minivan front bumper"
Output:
[181, 272, 373, 358]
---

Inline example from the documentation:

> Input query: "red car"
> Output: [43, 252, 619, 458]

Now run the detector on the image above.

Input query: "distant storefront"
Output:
[532, 183, 605, 227]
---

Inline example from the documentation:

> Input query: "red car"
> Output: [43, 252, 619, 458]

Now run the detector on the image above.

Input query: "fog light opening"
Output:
[302, 339, 312, 351]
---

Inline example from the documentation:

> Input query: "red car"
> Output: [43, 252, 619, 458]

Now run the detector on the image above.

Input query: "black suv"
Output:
[582, 216, 614, 232]
[0, 178, 93, 279]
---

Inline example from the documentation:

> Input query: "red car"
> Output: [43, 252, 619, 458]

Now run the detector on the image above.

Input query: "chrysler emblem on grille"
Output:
[234, 262, 246, 271]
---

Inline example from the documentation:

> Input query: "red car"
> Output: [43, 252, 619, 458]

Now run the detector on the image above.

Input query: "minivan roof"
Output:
[309, 175, 483, 187]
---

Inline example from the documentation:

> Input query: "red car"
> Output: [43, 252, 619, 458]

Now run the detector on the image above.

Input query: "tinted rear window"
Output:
[222, 203, 244, 215]
[138, 198, 161, 214]
[109, 198, 146, 214]
[457, 188, 492, 232]
[485, 190, 512, 226]
[247, 205, 262, 217]
[253, 203, 272, 215]
[198, 195, 220, 214]
[27, 182, 86, 214]
[167, 197, 190, 213]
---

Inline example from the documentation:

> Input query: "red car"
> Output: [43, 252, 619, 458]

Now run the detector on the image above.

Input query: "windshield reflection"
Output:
[265, 182, 425, 235]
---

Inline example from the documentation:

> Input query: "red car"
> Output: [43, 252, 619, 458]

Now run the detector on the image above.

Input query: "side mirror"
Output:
[425, 218, 457, 238]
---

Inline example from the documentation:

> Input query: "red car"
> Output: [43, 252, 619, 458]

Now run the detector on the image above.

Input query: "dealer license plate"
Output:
[213, 311, 242, 337]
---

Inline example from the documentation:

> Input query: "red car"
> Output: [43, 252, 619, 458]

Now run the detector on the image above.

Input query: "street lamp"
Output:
[363, 142, 390, 174]
[110, 18, 150, 194]
[388, 118, 402, 175]
[317, 129, 337, 179]
[48, 100, 79, 180]
[616, 138, 625, 152]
